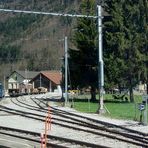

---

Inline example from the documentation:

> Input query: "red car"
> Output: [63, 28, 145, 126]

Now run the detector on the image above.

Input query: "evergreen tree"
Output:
[136, 0, 148, 94]
[69, 0, 98, 101]
[104, 0, 148, 102]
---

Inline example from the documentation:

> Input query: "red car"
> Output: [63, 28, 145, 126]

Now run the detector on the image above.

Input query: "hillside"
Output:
[0, 0, 81, 81]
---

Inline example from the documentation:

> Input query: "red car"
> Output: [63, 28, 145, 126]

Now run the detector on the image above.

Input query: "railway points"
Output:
[0, 94, 148, 148]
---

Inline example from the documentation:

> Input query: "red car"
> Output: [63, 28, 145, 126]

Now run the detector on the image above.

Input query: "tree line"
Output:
[69, 0, 148, 102]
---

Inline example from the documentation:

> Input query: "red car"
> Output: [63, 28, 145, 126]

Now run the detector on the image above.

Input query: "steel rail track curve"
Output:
[0, 98, 148, 147]
[0, 126, 109, 148]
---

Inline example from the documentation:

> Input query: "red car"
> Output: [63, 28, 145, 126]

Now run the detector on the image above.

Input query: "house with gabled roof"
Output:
[29, 70, 62, 93]
[7, 70, 39, 96]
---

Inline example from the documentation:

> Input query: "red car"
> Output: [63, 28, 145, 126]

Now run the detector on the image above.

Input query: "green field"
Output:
[70, 94, 147, 121]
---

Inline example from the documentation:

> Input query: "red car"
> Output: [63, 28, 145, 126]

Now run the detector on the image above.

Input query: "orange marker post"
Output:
[40, 133, 43, 148]
[47, 107, 51, 130]
[49, 115, 51, 130]
[40, 133, 45, 148]
[44, 116, 48, 148]
[43, 106, 52, 148]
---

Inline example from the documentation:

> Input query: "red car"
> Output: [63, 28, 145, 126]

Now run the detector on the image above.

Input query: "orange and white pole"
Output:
[40, 133, 45, 148]
[44, 116, 48, 148]
[42, 106, 52, 148]
[47, 107, 51, 130]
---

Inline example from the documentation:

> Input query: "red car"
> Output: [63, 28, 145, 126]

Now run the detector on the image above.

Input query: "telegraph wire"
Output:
[0, 8, 98, 19]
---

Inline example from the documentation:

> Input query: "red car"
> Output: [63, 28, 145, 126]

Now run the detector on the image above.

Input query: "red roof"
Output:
[41, 71, 62, 85]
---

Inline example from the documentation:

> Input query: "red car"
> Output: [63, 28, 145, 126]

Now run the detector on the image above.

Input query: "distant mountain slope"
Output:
[0, 0, 80, 80]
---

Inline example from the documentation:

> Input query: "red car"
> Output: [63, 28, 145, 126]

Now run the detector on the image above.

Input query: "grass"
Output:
[70, 94, 147, 121]
[72, 101, 99, 113]
[104, 103, 138, 120]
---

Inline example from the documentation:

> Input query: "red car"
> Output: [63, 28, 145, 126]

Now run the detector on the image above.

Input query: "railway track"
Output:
[0, 126, 109, 148]
[30, 97, 148, 136]
[0, 96, 148, 147]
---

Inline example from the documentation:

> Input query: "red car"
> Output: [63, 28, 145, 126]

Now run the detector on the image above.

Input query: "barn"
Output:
[29, 71, 62, 93]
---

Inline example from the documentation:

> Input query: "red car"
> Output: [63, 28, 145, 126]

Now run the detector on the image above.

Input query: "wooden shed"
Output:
[30, 71, 62, 92]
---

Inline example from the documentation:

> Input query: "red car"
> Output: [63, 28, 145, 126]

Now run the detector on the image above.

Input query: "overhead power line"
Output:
[0, 8, 98, 19]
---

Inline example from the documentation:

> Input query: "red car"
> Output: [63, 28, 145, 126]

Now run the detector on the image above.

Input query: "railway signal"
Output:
[142, 95, 148, 125]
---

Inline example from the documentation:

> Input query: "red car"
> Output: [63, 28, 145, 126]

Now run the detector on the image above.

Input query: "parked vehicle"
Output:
[0, 82, 4, 98]
[8, 89, 20, 97]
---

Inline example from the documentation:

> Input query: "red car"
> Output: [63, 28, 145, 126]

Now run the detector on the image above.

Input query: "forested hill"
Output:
[0, 0, 81, 80]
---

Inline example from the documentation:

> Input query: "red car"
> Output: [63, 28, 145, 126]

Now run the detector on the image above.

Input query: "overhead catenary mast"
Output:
[64, 36, 68, 106]
[97, 5, 105, 113]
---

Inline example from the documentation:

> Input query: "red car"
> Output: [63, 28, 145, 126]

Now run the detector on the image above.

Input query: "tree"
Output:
[69, 0, 98, 101]
[136, 0, 148, 94]
[0, 44, 20, 63]
[104, 0, 148, 102]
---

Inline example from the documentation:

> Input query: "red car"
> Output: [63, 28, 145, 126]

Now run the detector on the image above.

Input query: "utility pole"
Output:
[40, 73, 42, 87]
[3, 75, 6, 97]
[64, 36, 68, 106]
[25, 69, 28, 94]
[97, 5, 105, 114]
